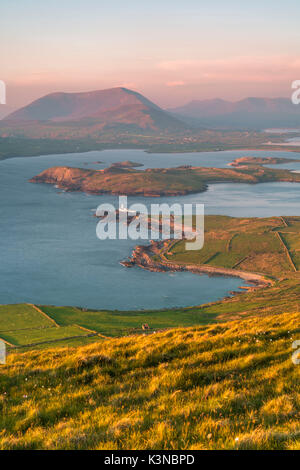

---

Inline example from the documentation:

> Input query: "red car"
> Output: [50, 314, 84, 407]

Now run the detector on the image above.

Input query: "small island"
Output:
[228, 156, 300, 167]
[110, 160, 144, 168]
[30, 157, 300, 196]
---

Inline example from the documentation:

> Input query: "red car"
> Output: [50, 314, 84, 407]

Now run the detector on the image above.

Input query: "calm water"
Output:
[1, 148, 300, 309]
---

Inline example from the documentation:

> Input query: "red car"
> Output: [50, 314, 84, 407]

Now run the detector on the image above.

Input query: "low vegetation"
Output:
[0, 311, 299, 450]
[30, 161, 300, 197]
[166, 215, 300, 276]
[0, 129, 296, 161]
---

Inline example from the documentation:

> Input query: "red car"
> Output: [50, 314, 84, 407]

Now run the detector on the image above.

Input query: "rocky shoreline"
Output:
[122, 240, 272, 291]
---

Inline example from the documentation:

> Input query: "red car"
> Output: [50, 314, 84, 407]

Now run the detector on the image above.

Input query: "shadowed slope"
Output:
[169, 97, 300, 129]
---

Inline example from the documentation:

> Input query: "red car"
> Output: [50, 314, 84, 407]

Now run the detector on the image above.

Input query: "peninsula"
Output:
[124, 215, 299, 286]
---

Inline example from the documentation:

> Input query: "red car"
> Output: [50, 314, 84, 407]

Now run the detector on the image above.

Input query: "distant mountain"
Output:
[169, 97, 300, 130]
[0, 105, 15, 120]
[5, 87, 185, 132]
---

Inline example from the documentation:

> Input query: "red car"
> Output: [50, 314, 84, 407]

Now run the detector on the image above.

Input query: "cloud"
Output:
[166, 81, 185, 87]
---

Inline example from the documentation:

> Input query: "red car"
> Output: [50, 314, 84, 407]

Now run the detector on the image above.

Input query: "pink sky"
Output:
[1, 1, 300, 109]
[5, 55, 300, 110]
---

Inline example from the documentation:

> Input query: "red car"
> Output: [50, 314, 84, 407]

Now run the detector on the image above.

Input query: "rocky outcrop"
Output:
[30, 166, 94, 192]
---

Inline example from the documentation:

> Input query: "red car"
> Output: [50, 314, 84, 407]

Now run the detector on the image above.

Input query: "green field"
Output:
[165, 215, 297, 277]
[1, 325, 96, 348]
[0, 304, 99, 350]
[0, 304, 54, 332]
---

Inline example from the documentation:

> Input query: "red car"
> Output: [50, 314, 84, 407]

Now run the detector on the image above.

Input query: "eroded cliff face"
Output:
[31, 166, 90, 183]
[30, 166, 94, 191]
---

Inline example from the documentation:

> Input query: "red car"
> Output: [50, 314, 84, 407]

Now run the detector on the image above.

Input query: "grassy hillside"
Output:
[0, 311, 299, 450]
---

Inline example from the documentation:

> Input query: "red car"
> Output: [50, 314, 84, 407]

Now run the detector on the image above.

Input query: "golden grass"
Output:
[0, 311, 299, 450]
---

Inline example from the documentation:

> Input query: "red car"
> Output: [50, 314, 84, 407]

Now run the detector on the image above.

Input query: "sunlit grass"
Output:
[0, 311, 299, 450]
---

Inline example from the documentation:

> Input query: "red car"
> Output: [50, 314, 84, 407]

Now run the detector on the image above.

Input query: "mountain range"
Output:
[169, 97, 300, 130]
[3, 90, 300, 133]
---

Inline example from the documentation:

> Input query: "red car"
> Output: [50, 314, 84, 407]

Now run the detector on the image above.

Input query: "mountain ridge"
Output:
[168, 97, 300, 129]
[5, 87, 185, 132]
